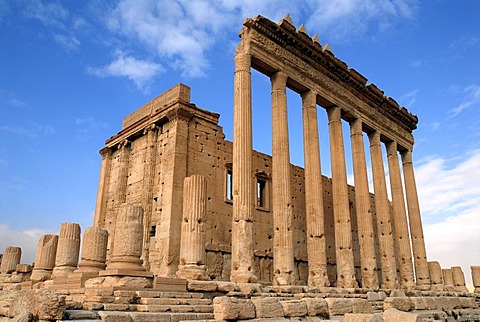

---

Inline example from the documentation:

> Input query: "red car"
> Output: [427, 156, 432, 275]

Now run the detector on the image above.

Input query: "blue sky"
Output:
[1, 0, 479, 286]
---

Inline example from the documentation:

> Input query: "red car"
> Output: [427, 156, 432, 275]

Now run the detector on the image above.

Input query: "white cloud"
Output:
[0, 122, 55, 138]
[24, 0, 69, 29]
[88, 51, 163, 90]
[451, 84, 480, 116]
[0, 224, 54, 265]
[54, 34, 80, 51]
[398, 89, 418, 108]
[416, 150, 480, 286]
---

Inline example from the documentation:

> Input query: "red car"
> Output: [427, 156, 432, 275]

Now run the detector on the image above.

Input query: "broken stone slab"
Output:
[8, 289, 66, 321]
[344, 313, 384, 322]
[302, 298, 329, 318]
[280, 299, 307, 317]
[84, 276, 153, 289]
[186, 280, 217, 292]
[382, 308, 423, 322]
[383, 297, 411, 311]
[251, 297, 284, 318]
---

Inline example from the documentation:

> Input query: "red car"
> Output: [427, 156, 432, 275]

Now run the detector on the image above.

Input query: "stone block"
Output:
[344, 313, 384, 322]
[98, 311, 132, 322]
[384, 297, 411, 311]
[252, 297, 284, 318]
[302, 298, 329, 318]
[390, 289, 406, 297]
[378, 291, 387, 300]
[326, 298, 354, 315]
[216, 281, 236, 292]
[9, 289, 66, 320]
[280, 300, 307, 317]
[213, 296, 255, 320]
[352, 299, 372, 313]
[382, 308, 422, 322]
[15, 265, 32, 273]
[410, 297, 426, 310]
[187, 280, 217, 292]
[65, 309, 99, 319]
[237, 282, 262, 295]
[366, 291, 379, 301]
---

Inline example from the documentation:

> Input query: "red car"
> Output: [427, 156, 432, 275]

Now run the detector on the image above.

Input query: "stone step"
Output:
[135, 290, 205, 299]
[138, 297, 212, 306]
[135, 304, 213, 313]
[64, 309, 100, 320]
[95, 311, 214, 322]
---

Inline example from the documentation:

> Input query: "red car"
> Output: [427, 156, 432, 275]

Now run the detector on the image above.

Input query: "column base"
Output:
[231, 270, 258, 284]
[51, 266, 76, 279]
[176, 264, 209, 281]
[30, 269, 52, 283]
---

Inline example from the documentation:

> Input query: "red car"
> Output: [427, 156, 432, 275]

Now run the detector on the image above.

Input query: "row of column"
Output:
[231, 53, 430, 289]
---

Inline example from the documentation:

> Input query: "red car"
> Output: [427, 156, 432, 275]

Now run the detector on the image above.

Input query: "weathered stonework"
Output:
[0, 247, 21, 274]
[30, 235, 58, 283]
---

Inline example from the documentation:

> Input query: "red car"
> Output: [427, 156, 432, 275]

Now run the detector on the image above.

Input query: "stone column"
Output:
[93, 147, 112, 228]
[156, 108, 191, 277]
[350, 119, 378, 289]
[271, 71, 295, 286]
[141, 125, 158, 270]
[471, 266, 480, 293]
[442, 268, 454, 290]
[102, 205, 151, 276]
[30, 235, 58, 282]
[231, 52, 257, 283]
[301, 90, 329, 287]
[52, 222, 81, 278]
[401, 150, 430, 288]
[386, 141, 415, 289]
[0, 247, 22, 274]
[77, 227, 108, 273]
[427, 261, 443, 291]
[368, 131, 398, 289]
[452, 266, 468, 292]
[176, 175, 208, 280]
[115, 140, 130, 205]
[327, 106, 357, 288]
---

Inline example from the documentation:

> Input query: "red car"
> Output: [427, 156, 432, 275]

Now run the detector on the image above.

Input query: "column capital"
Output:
[271, 71, 288, 91]
[401, 149, 413, 164]
[368, 130, 381, 146]
[99, 147, 112, 159]
[167, 107, 193, 122]
[117, 139, 130, 150]
[234, 53, 252, 72]
[327, 106, 342, 123]
[143, 124, 158, 135]
[385, 140, 398, 156]
[350, 118, 362, 136]
[301, 90, 317, 109]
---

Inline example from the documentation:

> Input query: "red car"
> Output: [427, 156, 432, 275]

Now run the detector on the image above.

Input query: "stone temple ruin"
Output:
[1, 15, 480, 322]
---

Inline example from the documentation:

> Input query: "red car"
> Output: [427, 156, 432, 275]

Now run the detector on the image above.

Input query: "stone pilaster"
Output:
[427, 261, 444, 291]
[471, 266, 480, 293]
[271, 71, 295, 286]
[176, 175, 208, 280]
[350, 119, 378, 289]
[141, 125, 158, 270]
[368, 131, 398, 289]
[0, 247, 21, 274]
[30, 235, 58, 282]
[442, 268, 454, 290]
[115, 140, 130, 205]
[52, 223, 81, 278]
[386, 141, 415, 289]
[301, 90, 329, 287]
[231, 52, 257, 283]
[93, 147, 112, 228]
[155, 108, 191, 277]
[77, 227, 108, 273]
[452, 266, 468, 292]
[401, 150, 430, 288]
[327, 106, 357, 288]
[102, 205, 152, 277]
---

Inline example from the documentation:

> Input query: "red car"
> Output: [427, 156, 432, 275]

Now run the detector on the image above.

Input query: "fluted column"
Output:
[350, 119, 378, 289]
[386, 141, 415, 289]
[231, 52, 257, 283]
[301, 90, 329, 287]
[93, 147, 112, 227]
[77, 227, 108, 273]
[141, 125, 158, 270]
[103, 205, 146, 273]
[471, 266, 480, 293]
[30, 235, 58, 282]
[401, 150, 430, 288]
[177, 175, 208, 280]
[115, 140, 130, 205]
[0, 247, 22, 274]
[271, 71, 295, 286]
[327, 106, 357, 288]
[428, 261, 444, 291]
[442, 268, 454, 290]
[452, 266, 468, 292]
[52, 223, 81, 278]
[368, 131, 398, 289]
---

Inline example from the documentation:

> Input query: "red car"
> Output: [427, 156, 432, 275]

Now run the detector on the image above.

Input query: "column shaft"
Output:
[177, 175, 208, 280]
[401, 150, 430, 287]
[386, 141, 415, 289]
[471, 266, 480, 293]
[442, 268, 454, 289]
[350, 119, 378, 289]
[77, 227, 108, 273]
[301, 90, 329, 287]
[271, 71, 295, 285]
[52, 223, 81, 278]
[368, 131, 398, 289]
[452, 266, 468, 292]
[93, 147, 112, 227]
[30, 234, 58, 282]
[327, 106, 357, 288]
[0, 247, 22, 274]
[115, 141, 130, 205]
[428, 261, 444, 291]
[231, 53, 257, 283]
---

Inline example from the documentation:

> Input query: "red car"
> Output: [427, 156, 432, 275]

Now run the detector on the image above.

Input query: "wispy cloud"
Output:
[75, 117, 108, 141]
[450, 84, 480, 116]
[0, 122, 55, 138]
[87, 51, 163, 90]
[0, 89, 28, 108]
[0, 224, 54, 264]
[398, 89, 418, 108]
